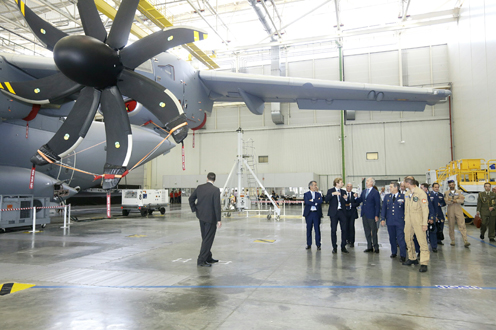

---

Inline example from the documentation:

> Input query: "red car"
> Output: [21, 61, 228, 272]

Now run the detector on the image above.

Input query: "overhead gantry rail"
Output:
[94, 0, 219, 69]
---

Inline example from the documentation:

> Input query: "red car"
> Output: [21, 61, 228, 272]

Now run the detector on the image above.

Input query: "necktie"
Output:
[365, 189, 369, 198]
[393, 194, 396, 202]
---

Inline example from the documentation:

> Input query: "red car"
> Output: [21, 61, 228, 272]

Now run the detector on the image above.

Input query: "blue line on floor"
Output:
[31, 285, 496, 290]
[466, 234, 496, 247]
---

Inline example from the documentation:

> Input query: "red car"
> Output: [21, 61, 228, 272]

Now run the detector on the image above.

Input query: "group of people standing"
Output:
[304, 176, 475, 273]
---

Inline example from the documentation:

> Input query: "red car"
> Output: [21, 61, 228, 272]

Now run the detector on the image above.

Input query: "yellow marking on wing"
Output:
[194, 31, 199, 41]
[20, 1, 25, 16]
[4, 82, 15, 94]
[0, 82, 4, 89]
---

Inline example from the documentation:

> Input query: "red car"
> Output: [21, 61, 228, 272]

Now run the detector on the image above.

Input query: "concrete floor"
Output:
[0, 204, 495, 330]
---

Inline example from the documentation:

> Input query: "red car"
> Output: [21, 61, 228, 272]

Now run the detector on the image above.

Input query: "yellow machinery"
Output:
[426, 159, 496, 219]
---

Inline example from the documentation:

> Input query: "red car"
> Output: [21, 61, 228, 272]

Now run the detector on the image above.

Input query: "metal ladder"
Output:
[243, 138, 260, 211]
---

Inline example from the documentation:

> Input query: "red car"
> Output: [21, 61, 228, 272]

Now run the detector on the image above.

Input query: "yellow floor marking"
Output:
[254, 239, 275, 243]
[127, 234, 147, 238]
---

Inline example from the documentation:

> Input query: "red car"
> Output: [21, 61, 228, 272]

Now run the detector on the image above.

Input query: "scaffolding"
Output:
[221, 128, 280, 219]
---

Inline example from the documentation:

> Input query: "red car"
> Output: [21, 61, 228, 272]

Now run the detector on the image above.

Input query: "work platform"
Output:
[0, 204, 494, 329]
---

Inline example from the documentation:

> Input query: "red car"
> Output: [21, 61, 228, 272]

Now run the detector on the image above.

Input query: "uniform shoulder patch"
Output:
[422, 199, 427, 204]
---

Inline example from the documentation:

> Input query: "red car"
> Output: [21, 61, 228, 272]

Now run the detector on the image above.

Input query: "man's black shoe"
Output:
[305, 245, 311, 250]
[419, 265, 428, 272]
[400, 256, 406, 262]
[317, 246, 321, 250]
[364, 248, 373, 253]
[341, 248, 349, 253]
[438, 241, 444, 245]
[207, 258, 219, 263]
[198, 262, 211, 267]
[480, 234, 484, 240]
[432, 248, 437, 253]
[402, 259, 419, 266]
[390, 254, 397, 258]
[374, 249, 380, 254]
[332, 248, 337, 254]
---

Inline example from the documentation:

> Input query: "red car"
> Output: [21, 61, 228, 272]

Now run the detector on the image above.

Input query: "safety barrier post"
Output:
[68, 204, 71, 225]
[30, 207, 37, 233]
[301, 201, 304, 221]
[61, 204, 68, 229]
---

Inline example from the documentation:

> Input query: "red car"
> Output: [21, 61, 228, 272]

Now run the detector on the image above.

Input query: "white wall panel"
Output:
[343, 54, 369, 83]
[370, 51, 399, 85]
[288, 60, 313, 78]
[449, 0, 496, 158]
[215, 107, 239, 130]
[432, 45, 450, 85]
[402, 47, 430, 87]
[314, 57, 340, 81]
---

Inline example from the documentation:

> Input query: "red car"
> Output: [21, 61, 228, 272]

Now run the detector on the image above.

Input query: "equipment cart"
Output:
[121, 189, 169, 217]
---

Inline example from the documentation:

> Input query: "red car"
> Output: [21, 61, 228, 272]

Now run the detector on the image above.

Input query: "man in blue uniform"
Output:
[303, 181, 323, 250]
[355, 177, 381, 253]
[430, 182, 446, 245]
[381, 181, 407, 262]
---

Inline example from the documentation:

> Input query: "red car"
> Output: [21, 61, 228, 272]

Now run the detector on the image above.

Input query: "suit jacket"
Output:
[189, 182, 221, 223]
[325, 187, 347, 217]
[381, 193, 405, 225]
[343, 190, 359, 219]
[303, 191, 323, 218]
[429, 191, 446, 220]
[355, 187, 381, 219]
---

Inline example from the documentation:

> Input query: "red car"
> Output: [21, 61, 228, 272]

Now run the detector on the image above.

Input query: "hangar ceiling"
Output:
[0, 0, 463, 68]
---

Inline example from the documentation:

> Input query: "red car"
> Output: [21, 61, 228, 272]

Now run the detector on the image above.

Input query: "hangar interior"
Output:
[0, 0, 495, 329]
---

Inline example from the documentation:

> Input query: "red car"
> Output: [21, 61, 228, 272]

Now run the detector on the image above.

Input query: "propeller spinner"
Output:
[2, 0, 207, 189]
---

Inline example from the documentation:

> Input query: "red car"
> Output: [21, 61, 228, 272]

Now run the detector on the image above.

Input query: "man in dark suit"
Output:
[381, 181, 407, 262]
[189, 172, 222, 267]
[303, 181, 323, 250]
[325, 177, 349, 254]
[431, 182, 446, 245]
[355, 177, 381, 253]
[344, 183, 359, 247]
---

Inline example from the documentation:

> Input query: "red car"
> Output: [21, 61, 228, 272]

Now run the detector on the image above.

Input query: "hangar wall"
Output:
[448, 0, 496, 159]
[146, 44, 452, 190]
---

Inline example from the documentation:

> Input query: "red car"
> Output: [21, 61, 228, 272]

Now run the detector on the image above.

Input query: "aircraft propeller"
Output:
[2, 0, 207, 189]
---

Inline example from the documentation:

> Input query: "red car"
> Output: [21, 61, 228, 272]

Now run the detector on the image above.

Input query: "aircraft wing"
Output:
[198, 71, 450, 114]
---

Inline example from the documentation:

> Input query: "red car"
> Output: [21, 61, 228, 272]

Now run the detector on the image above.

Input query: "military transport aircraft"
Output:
[0, 0, 450, 206]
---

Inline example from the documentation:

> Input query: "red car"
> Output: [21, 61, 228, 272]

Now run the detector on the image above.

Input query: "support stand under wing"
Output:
[221, 128, 280, 219]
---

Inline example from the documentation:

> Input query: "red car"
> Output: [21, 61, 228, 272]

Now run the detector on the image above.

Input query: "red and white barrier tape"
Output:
[0, 205, 66, 212]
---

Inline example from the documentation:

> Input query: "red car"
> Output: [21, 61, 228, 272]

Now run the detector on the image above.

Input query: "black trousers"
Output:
[363, 216, 379, 250]
[198, 220, 217, 264]
[345, 210, 356, 244]
[330, 209, 347, 249]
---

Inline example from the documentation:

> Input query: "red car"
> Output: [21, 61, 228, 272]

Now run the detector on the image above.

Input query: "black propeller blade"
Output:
[14, 0, 67, 51]
[120, 27, 208, 69]
[100, 86, 133, 190]
[1, 72, 83, 104]
[77, 0, 107, 42]
[106, 0, 140, 50]
[117, 69, 189, 143]
[31, 87, 101, 166]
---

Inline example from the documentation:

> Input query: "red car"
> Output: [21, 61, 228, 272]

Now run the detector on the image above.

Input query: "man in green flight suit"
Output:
[476, 182, 496, 242]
